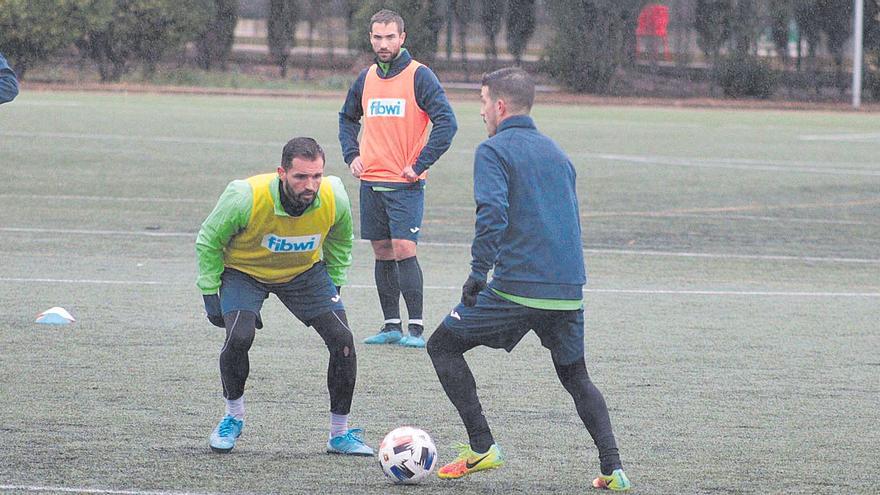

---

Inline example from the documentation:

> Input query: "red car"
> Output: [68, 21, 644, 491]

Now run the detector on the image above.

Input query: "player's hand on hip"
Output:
[349, 156, 364, 178]
[461, 276, 487, 307]
[401, 166, 418, 181]
[202, 294, 225, 328]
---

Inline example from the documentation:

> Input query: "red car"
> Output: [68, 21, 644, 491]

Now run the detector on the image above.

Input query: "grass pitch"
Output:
[0, 91, 878, 494]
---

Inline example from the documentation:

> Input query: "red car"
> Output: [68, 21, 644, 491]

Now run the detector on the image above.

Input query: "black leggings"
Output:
[219, 309, 357, 415]
[427, 323, 622, 473]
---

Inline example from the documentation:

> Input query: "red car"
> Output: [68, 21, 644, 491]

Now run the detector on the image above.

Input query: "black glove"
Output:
[461, 276, 487, 307]
[203, 294, 225, 328]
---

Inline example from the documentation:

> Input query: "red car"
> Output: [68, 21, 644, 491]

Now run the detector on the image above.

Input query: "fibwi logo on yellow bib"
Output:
[262, 234, 321, 253]
[367, 98, 406, 118]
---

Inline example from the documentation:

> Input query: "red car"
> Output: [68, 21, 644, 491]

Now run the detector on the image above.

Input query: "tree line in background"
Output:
[1, 0, 879, 100]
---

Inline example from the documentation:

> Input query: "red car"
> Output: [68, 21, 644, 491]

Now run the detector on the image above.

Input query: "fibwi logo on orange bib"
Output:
[262, 234, 321, 253]
[367, 98, 406, 118]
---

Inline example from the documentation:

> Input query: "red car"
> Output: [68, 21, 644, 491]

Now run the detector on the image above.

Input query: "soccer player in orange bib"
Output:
[339, 9, 458, 348]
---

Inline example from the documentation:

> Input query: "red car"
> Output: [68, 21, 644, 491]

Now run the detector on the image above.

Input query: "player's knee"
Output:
[313, 310, 355, 356]
[333, 329, 355, 358]
[392, 239, 417, 260]
[554, 356, 591, 389]
[371, 240, 394, 259]
[224, 311, 256, 352]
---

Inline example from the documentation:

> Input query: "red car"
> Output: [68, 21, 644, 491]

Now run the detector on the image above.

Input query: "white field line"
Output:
[5, 130, 875, 173]
[2, 195, 872, 226]
[349, 284, 880, 297]
[0, 277, 169, 285]
[0, 194, 212, 204]
[1, 278, 877, 297]
[585, 152, 880, 177]
[0, 227, 195, 238]
[8, 101, 84, 107]
[0, 484, 218, 495]
[620, 213, 873, 226]
[3, 195, 875, 227]
[0, 131, 277, 147]
[450, 148, 879, 174]
[580, 247, 880, 265]
[799, 132, 880, 142]
[1, 227, 878, 265]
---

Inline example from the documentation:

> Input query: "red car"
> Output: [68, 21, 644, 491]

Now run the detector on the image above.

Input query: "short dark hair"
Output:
[281, 137, 325, 170]
[370, 9, 405, 33]
[481, 67, 535, 113]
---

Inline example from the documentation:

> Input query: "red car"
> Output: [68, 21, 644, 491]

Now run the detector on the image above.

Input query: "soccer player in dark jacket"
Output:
[427, 68, 631, 491]
[0, 52, 19, 104]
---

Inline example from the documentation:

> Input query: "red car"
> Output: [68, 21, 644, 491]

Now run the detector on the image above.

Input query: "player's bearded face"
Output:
[479, 86, 499, 137]
[370, 22, 405, 62]
[278, 157, 324, 206]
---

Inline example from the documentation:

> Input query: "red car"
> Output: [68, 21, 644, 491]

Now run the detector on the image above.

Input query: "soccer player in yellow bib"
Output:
[196, 137, 373, 456]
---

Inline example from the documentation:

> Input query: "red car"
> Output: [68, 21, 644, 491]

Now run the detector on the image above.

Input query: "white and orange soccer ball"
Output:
[378, 426, 437, 484]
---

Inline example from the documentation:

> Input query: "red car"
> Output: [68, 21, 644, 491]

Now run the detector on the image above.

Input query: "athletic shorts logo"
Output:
[409, 227, 420, 233]
[366, 98, 406, 118]
[262, 234, 321, 253]
[450, 310, 461, 320]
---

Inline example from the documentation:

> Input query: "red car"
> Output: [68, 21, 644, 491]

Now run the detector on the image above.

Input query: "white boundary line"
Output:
[452, 148, 880, 175]
[586, 152, 880, 177]
[2, 278, 876, 297]
[4, 195, 872, 226]
[0, 277, 880, 297]
[618, 213, 872, 226]
[0, 131, 277, 147]
[353, 284, 880, 298]
[0, 194, 211, 204]
[799, 132, 880, 142]
[2, 227, 877, 264]
[0, 277, 170, 285]
[580, 247, 880, 265]
[1, 227, 195, 238]
[0, 485, 218, 495]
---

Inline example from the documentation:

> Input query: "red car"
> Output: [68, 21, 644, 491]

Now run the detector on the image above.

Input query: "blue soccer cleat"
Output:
[209, 415, 244, 453]
[398, 335, 426, 348]
[363, 326, 402, 345]
[327, 428, 375, 456]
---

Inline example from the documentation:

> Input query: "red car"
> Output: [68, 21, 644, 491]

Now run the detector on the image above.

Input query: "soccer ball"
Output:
[378, 426, 437, 484]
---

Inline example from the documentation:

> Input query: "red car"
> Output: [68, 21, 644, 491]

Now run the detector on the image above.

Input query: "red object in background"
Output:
[636, 3, 670, 61]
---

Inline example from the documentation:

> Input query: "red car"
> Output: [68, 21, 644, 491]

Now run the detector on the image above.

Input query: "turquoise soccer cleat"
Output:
[398, 335, 426, 348]
[209, 415, 244, 453]
[326, 428, 375, 456]
[363, 328, 402, 344]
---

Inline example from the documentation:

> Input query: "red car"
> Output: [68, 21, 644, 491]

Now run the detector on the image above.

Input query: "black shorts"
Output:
[442, 288, 585, 366]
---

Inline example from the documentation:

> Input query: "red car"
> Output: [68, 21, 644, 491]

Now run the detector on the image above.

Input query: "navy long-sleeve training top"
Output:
[470, 115, 587, 301]
[0, 53, 19, 104]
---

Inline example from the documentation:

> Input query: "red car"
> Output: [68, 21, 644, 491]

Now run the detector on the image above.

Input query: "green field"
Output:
[1, 91, 878, 494]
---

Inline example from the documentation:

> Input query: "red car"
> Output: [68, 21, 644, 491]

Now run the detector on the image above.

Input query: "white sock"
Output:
[226, 396, 245, 420]
[330, 413, 349, 438]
